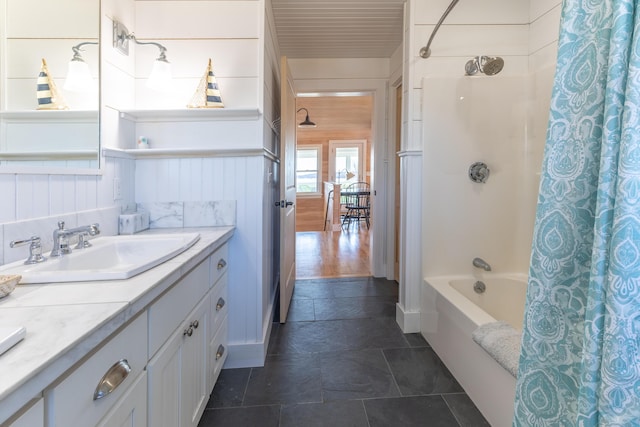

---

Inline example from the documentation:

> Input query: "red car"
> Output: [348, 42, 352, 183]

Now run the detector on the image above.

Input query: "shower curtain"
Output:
[514, 1, 640, 426]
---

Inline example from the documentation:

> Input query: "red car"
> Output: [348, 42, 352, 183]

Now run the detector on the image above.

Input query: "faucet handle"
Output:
[57, 221, 65, 230]
[10, 236, 47, 264]
[75, 233, 93, 249]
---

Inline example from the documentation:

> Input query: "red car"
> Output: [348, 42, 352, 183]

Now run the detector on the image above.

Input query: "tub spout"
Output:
[473, 257, 491, 271]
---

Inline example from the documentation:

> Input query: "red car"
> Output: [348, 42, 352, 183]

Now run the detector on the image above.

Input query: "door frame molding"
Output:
[293, 78, 392, 279]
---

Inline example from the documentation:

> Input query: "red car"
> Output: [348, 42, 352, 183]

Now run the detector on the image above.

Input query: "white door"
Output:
[278, 56, 296, 323]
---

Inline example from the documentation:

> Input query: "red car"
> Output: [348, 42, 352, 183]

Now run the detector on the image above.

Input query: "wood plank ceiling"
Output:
[271, 0, 405, 59]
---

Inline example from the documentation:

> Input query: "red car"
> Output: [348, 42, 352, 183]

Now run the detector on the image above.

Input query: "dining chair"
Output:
[342, 182, 370, 229]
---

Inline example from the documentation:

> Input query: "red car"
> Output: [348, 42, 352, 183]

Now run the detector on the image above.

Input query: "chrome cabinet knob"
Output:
[216, 298, 226, 311]
[183, 327, 194, 337]
[216, 345, 225, 360]
[217, 259, 227, 270]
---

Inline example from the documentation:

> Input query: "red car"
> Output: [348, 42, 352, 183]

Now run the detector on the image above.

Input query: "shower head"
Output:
[464, 56, 504, 76]
[480, 56, 504, 75]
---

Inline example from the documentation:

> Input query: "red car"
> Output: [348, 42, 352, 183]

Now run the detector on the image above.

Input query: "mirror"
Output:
[0, 0, 100, 171]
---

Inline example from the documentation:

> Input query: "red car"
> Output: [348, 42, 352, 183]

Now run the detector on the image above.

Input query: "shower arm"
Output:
[419, 0, 460, 59]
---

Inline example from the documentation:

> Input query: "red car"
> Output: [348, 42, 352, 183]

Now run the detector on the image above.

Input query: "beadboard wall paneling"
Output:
[135, 155, 265, 348]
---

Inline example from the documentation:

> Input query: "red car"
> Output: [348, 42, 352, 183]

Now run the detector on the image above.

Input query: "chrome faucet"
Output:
[51, 221, 100, 257]
[472, 257, 491, 271]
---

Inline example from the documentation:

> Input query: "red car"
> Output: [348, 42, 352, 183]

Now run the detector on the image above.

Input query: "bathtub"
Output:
[421, 274, 527, 427]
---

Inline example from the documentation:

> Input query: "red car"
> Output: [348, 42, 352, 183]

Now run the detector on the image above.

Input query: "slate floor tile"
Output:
[206, 368, 251, 408]
[444, 393, 491, 426]
[243, 353, 322, 405]
[287, 298, 315, 321]
[384, 347, 463, 395]
[363, 396, 460, 427]
[314, 296, 397, 320]
[320, 349, 401, 400]
[280, 400, 369, 427]
[197, 405, 280, 427]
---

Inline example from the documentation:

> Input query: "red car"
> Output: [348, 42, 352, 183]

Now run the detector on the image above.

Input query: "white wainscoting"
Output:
[135, 153, 275, 368]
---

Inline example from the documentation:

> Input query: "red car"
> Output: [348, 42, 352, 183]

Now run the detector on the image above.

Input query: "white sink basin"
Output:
[0, 233, 200, 284]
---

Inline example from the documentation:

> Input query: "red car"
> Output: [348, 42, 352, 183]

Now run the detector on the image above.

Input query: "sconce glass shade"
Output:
[146, 59, 172, 91]
[64, 59, 94, 92]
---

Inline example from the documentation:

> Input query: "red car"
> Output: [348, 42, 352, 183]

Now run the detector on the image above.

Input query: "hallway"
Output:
[197, 277, 489, 426]
[296, 228, 371, 279]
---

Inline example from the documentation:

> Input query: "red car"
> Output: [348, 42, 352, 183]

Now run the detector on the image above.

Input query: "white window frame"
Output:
[295, 144, 323, 197]
[328, 140, 366, 183]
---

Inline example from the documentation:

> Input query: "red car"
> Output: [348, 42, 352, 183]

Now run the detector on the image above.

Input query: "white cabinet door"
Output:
[148, 295, 209, 427]
[181, 296, 209, 427]
[96, 372, 147, 427]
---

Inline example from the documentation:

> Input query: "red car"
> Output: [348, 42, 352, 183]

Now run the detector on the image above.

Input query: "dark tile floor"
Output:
[198, 277, 490, 427]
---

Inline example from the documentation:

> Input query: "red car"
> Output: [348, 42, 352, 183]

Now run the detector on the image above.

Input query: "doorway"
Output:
[294, 95, 373, 279]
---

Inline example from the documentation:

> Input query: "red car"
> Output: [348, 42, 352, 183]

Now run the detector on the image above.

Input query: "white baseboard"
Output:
[396, 303, 421, 333]
[223, 295, 276, 369]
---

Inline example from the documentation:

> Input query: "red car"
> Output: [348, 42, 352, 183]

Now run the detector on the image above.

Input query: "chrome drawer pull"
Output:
[216, 298, 226, 311]
[190, 320, 199, 329]
[93, 359, 131, 400]
[184, 326, 194, 337]
[217, 259, 227, 270]
[216, 345, 225, 360]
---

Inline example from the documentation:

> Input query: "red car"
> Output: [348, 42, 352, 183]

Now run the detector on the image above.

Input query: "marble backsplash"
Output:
[137, 201, 237, 229]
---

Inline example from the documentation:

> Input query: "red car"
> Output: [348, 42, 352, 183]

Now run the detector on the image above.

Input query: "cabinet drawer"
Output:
[209, 244, 228, 287]
[209, 273, 228, 340]
[149, 259, 209, 357]
[208, 316, 228, 388]
[49, 314, 147, 427]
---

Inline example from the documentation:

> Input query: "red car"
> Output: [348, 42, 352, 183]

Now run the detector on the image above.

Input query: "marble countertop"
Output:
[0, 226, 234, 423]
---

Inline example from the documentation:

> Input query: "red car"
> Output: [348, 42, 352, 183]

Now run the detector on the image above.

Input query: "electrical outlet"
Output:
[113, 178, 122, 200]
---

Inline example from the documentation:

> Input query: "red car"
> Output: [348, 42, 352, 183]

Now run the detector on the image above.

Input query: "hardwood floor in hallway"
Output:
[295, 227, 370, 279]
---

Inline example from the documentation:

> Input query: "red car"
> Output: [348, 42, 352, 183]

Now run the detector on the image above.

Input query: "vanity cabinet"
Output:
[147, 243, 229, 427]
[1, 235, 231, 427]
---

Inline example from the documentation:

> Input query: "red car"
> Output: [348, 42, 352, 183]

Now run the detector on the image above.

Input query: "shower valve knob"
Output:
[469, 162, 490, 183]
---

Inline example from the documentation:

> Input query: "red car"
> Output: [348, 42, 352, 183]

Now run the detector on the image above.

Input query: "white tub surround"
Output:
[0, 227, 233, 425]
[421, 274, 527, 427]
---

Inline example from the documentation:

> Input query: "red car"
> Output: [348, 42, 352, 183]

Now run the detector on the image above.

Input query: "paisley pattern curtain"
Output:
[514, 0, 640, 425]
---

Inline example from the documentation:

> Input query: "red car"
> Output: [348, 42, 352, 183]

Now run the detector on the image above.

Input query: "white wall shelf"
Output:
[103, 147, 267, 160]
[118, 108, 261, 123]
[0, 110, 98, 123]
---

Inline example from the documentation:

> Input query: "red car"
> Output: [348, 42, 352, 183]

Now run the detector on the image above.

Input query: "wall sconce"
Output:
[112, 20, 172, 91]
[297, 107, 317, 128]
[64, 42, 98, 92]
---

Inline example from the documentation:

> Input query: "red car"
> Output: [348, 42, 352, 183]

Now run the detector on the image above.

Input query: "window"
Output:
[328, 140, 366, 184]
[296, 145, 322, 196]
